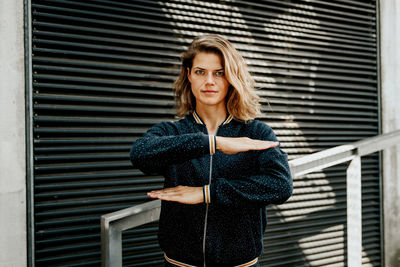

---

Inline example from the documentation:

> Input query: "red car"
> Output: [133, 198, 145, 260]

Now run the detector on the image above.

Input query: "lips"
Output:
[202, 90, 218, 94]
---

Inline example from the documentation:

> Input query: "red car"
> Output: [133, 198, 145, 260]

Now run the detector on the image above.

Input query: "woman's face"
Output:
[188, 52, 230, 111]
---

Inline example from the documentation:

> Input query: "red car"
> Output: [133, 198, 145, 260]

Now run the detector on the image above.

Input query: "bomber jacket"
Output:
[129, 111, 293, 266]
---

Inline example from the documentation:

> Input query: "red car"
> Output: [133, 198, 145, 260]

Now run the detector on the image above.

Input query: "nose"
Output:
[205, 72, 215, 85]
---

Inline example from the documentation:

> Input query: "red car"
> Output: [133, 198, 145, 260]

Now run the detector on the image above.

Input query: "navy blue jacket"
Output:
[130, 112, 292, 266]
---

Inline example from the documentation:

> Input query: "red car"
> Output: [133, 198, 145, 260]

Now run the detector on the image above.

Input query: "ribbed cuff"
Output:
[203, 184, 211, 204]
[209, 135, 216, 155]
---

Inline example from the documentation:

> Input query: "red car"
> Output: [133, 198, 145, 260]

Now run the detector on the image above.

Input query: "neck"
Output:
[195, 104, 227, 135]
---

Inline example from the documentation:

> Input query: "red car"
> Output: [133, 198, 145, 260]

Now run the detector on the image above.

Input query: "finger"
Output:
[147, 190, 163, 197]
[147, 191, 160, 198]
[147, 191, 170, 198]
[153, 192, 185, 203]
[148, 188, 183, 198]
[250, 141, 279, 150]
[148, 191, 174, 200]
[147, 186, 181, 196]
[154, 194, 178, 201]
[263, 141, 279, 148]
[156, 186, 185, 193]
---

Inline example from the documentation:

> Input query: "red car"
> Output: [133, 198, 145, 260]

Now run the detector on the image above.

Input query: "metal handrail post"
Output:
[346, 156, 362, 267]
[101, 219, 122, 267]
[101, 199, 161, 267]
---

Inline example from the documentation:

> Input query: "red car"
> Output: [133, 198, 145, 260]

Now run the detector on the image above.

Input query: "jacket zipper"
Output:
[202, 153, 213, 267]
[203, 125, 219, 267]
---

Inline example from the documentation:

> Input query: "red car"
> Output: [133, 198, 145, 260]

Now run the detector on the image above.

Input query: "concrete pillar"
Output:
[0, 0, 27, 266]
[380, 1, 400, 266]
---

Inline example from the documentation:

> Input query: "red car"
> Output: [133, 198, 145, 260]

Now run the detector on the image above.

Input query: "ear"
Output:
[187, 67, 191, 83]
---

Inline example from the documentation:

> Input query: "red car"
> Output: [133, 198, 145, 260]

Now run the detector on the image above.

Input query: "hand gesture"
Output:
[216, 136, 278, 155]
[147, 186, 204, 204]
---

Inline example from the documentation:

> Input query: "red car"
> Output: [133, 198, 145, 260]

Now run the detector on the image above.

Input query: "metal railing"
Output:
[101, 129, 400, 267]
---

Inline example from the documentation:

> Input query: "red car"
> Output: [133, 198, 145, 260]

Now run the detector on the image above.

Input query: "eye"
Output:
[215, 71, 225, 77]
[194, 69, 204, 75]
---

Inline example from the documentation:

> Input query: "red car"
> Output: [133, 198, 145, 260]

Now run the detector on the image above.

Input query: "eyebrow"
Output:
[193, 67, 224, 71]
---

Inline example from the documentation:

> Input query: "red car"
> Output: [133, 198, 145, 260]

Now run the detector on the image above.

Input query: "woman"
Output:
[130, 34, 292, 267]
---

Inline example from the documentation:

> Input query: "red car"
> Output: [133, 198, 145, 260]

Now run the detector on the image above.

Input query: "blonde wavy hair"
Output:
[173, 34, 260, 122]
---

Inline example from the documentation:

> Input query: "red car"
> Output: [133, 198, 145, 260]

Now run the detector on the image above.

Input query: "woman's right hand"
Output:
[215, 136, 279, 155]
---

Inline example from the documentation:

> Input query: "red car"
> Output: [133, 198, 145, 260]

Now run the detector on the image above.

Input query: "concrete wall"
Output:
[0, 0, 27, 266]
[380, 1, 400, 266]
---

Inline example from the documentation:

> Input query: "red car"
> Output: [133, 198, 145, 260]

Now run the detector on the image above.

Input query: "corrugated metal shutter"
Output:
[30, 0, 379, 266]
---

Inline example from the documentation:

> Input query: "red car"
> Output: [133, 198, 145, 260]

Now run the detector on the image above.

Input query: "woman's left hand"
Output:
[147, 186, 204, 204]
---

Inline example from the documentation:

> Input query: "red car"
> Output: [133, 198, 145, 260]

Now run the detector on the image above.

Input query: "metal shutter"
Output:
[30, 0, 379, 266]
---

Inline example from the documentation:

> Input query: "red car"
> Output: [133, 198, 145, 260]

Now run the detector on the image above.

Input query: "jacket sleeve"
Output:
[130, 122, 215, 174]
[208, 125, 293, 208]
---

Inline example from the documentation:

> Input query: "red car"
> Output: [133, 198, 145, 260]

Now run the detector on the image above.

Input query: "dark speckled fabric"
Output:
[130, 113, 292, 266]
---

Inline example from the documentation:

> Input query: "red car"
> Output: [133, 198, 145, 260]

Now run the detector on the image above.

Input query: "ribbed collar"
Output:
[192, 110, 234, 126]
